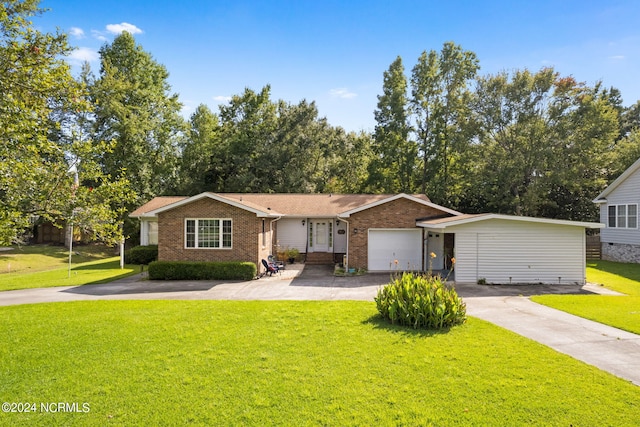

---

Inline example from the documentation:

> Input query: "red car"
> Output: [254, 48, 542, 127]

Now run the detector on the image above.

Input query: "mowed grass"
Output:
[0, 245, 138, 291]
[0, 300, 638, 426]
[0, 244, 115, 274]
[532, 260, 640, 334]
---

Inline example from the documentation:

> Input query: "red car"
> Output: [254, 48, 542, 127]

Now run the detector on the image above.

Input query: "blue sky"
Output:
[36, 0, 640, 133]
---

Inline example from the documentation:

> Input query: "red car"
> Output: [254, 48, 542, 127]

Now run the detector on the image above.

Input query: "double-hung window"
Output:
[608, 204, 637, 228]
[185, 219, 232, 248]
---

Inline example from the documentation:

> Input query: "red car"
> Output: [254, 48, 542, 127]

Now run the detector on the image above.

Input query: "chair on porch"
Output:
[268, 254, 285, 270]
[261, 259, 279, 276]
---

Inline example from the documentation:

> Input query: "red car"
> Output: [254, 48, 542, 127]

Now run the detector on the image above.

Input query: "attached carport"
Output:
[417, 214, 603, 285]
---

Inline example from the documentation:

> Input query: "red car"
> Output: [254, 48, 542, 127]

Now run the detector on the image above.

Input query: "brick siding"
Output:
[347, 199, 446, 270]
[156, 196, 449, 271]
[157, 198, 269, 267]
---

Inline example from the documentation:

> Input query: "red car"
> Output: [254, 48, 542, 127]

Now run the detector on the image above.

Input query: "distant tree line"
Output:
[3, 0, 640, 245]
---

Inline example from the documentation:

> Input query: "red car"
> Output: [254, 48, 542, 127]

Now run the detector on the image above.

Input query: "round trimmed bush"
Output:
[125, 245, 158, 265]
[375, 273, 466, 329]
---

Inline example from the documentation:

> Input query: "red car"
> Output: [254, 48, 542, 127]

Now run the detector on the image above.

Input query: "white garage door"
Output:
[368, 229, 422, 271]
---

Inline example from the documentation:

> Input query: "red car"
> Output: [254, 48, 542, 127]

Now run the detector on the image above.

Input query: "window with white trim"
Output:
[185, 219, 232, 248]
[608, 204, 637, 228]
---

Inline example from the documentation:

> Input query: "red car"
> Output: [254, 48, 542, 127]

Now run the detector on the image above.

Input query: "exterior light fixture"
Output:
[302, 219, 305, 226]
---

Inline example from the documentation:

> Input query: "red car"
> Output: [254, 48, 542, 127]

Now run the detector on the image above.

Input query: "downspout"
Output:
[304, 218, 309, 263]
[337, 217, 349, 271]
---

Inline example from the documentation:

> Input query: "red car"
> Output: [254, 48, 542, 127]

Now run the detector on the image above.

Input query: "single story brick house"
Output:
[130, 193, 460, 272]
[130, 192, 602, 284]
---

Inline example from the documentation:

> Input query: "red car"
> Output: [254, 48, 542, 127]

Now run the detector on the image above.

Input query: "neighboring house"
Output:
[130, 192, 602, 284]
[594, 157, 640, 262]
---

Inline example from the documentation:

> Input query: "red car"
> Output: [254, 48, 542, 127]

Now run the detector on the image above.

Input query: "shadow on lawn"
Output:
[362, 314, 454, 337]
[588, 260, 640, 284]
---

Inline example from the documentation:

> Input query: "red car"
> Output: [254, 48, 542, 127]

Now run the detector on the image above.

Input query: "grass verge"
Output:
[0, 244, 115, 275]
[0, 300, 638, 426]
[0, 258, 138, 292]
[532, 260, 640, 334]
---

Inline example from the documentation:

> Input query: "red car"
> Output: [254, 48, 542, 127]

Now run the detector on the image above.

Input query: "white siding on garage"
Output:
[451, 232, 478, 284]
[276, 218, 307, 252]
[442, 219, 586, 285]
[368, 229, 422, 271]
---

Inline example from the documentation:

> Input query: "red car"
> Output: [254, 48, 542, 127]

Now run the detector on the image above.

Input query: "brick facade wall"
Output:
[157, 198, 268, 267]
[155, 195, 449, 272]
[347, 199, 446, 270]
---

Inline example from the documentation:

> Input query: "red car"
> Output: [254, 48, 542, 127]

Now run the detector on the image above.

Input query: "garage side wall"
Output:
[447, 220, 586, 285]
[348, 199, 447, 270]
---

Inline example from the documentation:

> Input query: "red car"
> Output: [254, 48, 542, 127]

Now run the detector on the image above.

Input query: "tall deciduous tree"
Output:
[177, 104, 220, 195]
[200, 85, 370, 194]
[211, 85, 278, 192]
[90, 31, 185, 203]
[471, 68, 618, 220]
[0, 0, 133, 245]
[369, 56, 415, 192]
[410, 42, 479, 205]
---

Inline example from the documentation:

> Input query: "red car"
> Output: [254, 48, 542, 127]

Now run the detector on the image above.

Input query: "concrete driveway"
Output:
[0, 264, 639, 386]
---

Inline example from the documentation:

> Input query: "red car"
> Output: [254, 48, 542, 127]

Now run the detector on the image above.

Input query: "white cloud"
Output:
[91, 29, 108, 42]
[68, 47, 99, 64]
[213, 95, 232, 102]
[105, 22, 143, 35]
[329, 88, 357, 99]
[69, 27, 85, 39]
[609, 55, 625, 60]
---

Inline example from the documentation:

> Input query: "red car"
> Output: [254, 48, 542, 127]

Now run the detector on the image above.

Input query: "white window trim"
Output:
[185, 218, 233, 249]
[608, 204, 638, 229]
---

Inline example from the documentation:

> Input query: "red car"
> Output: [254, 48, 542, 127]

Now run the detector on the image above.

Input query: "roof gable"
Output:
[338, 193, 462, 217]
[593, 157, 640, 203]
[139, 193, 281, 217]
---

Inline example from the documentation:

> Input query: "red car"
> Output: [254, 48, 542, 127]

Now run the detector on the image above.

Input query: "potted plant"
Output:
[286, 248, 299, 264]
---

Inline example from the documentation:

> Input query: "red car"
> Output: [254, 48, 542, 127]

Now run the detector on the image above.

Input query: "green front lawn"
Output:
[0, 245, 138, 291]
[0, 258, 138, 291]
[0, 300, 638, 426]
[0, 244, 116, 274]
[532, 260, 640, 334]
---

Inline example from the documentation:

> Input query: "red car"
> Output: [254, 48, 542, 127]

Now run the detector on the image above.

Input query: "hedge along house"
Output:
[129, 192, 461, 272]
[417, 214, 603, 285]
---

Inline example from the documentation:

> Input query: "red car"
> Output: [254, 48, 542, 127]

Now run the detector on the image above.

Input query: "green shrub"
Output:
[148, 261, 256, 281]
[125, 245, 158, 265]
[375, 273, 466, 329]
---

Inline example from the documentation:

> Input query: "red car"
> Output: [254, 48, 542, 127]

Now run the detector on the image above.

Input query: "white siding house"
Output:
[417, 214, 602, 285]
[274, 218, 307, 252]
[594, 157, 640, 262]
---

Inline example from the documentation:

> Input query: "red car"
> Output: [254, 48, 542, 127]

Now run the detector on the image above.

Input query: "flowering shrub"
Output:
[375, 273, 466, 329]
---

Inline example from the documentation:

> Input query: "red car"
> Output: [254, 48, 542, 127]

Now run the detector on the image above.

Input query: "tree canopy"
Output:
[5, 0, 640, 245]
[0, 0, 133, 245]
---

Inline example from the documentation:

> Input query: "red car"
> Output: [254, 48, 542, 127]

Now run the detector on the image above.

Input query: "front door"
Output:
[310, 220, 331, 252]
